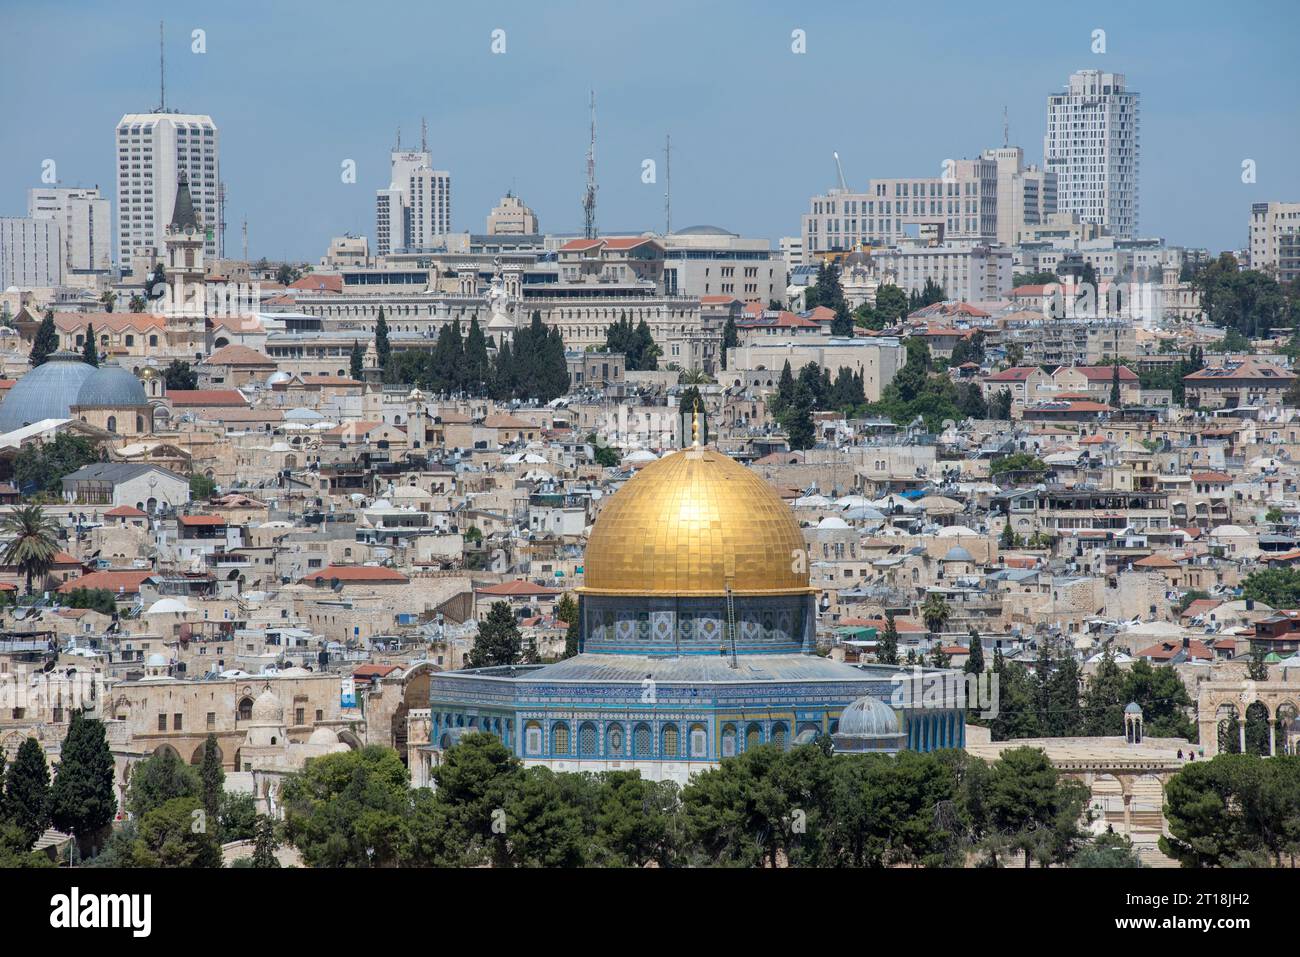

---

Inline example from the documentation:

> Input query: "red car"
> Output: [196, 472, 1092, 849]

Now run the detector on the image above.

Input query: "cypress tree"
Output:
[199, 733, 224, 833]
[964, 628, 985, 675]
[5, 737, 51, 850]
[82, 323, 99, 366]
[375, 306, 391, 371]
[349, 339, 364, 380]
[30, 310, 59, 367]
[49, 711, 116, 852]
[720, 316, 738, 370]
[774, 360, 795, 414]
[464, 317, 490, 395]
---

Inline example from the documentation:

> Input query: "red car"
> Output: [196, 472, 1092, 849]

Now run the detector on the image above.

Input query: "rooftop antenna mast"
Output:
[583, 91, 598, 240]
[664, 133, 672, 237]
[421, 116, 428, 153]
[1003, 106, 1009, 148]
[158, 20, 166, 112]
[833, 151, 848, 191]
[241, 218, 248, 262]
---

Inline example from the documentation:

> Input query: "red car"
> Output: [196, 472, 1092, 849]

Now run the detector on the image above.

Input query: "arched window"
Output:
[552, 722, 570, 755]
[524, 721, 542, 755]
[689, 724, 707, 758]
[106, 416, 117, 433]
[771, 722, 788, 751]
[662, 724, 679, 758]
[237, 697, 253, 720]
[633, 723, 652, 758]
[745, 723, 762, 750]
[607, 723, 624, 756]
[721, 724, 737, 757]
[578, 722, 598, 757]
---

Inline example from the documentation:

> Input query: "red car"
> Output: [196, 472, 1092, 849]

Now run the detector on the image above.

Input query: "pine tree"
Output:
[1110, 361, 1121, 407]
[773, 360, 795, 415]
[199, 733, 224, 833]
[879, 611, 900, 665]
[30, 310, 59, 367]
[469, 601, 523, 668]
[82, 324, 99, 366]
[375, 306, 391, 371]
[349, 340, 364, 380]
[432, 322, 461, 394]
[5, 737, 51, 850]
[556, 594, 580, 660]
[964, 628, 985, 675]
[251, 815, 281, 867]
[50, 711, 116, 851]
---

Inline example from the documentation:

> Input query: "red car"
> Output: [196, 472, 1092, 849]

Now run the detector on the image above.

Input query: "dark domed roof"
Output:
[74, 365, 149, 409]
[0, 357, 96, 432]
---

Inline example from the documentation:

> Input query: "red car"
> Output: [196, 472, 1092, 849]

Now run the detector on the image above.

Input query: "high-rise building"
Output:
[0, 217, 63, 288]
[115, 112, 221, 264]
[1249, 202, 1300, 283]
[801, 157, 998, 256]
[27, 186, 112, 275]
[374, 136, 451, 256]
[981, 147, 1057, 246]
[1044, 70, 1140, 238]
[486, 192, 539, 235]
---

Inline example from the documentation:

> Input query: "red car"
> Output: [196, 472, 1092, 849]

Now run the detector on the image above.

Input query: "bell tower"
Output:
[162, 171, 207, 342]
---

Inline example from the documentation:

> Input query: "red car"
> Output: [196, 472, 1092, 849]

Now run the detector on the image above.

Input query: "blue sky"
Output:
[2, 0, 1297, 260]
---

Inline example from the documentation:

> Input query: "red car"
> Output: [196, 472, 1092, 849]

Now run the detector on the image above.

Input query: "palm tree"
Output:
[98, 290, 117, 313]
[677, 367, 713, 386]
[921, 592, 951, 636]
[1, 505, 61, 595]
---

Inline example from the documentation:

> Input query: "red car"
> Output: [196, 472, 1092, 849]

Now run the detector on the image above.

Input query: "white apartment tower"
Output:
[374, 133, 452, 256]
[981, 147, 1057, 246]
[1249, 202, 1300, 283]
[1044, 70, 1140, 238]
[27, 186, 112, 275]
[115, 112, 221, 264]
[0, 218, 63, 289]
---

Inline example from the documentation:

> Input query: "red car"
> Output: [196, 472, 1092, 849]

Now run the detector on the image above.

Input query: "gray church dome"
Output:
[75, 365, 149, 409]
[0, 355, 96, 432]
[836, 695, 901, 737]
[942, 545, 975, 563]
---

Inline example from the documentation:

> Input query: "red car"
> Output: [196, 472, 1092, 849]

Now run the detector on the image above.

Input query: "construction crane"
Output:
[833, 151, 848, 192]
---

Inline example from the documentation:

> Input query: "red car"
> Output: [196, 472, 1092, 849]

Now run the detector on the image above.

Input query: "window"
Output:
[295, 707, 305, 725]
[315, 709, 323, 722]
[771, 722, 787, 751]
[173, 713, 183, 730]
[721, 725, 736, 757]
[607, 723, 624, 756]
[158, 713, 167, 731]
[662, 724, 679, 758]
[552, 722, 570, 755]
[525, 722, 542, 755]
[745, 723, 762, 750]
[238, 697, 253, 720]
[579, 722, 598, 757]
[690, 725, 707, 758]
[633, 723, 652, 758]
[206, 712, 215, 729]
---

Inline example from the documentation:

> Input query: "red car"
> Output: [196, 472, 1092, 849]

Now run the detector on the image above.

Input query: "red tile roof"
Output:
[985, 366, 1040, 382]
[106, 505, 147, 517]
[167, 389, 249, 407]
[58, 570, 155, 594]
[178, 515, 227, 526]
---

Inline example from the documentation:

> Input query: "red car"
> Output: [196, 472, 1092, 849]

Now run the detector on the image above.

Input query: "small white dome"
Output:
[250, 688, 283, 723]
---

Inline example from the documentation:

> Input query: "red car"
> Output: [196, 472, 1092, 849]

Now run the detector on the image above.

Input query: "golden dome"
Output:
[582, 445, 811, 597]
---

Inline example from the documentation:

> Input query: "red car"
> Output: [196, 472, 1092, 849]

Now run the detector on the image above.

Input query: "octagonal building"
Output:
[419, 425, 964, 784]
